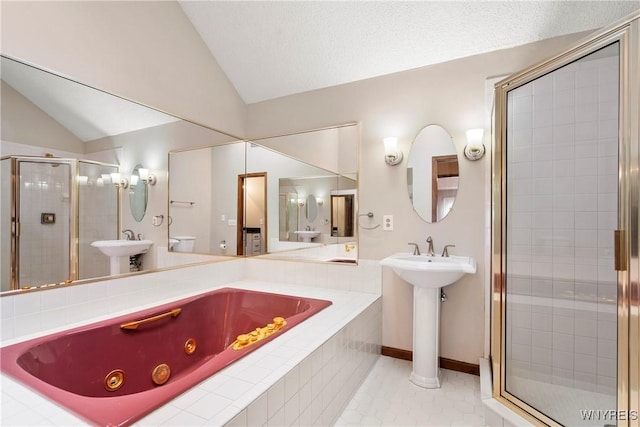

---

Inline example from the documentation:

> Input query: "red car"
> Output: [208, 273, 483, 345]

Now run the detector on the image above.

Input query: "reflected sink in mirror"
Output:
[91, 240, 153, 257]
[380, 253, 476, 288]
[293, 230, 320, 242]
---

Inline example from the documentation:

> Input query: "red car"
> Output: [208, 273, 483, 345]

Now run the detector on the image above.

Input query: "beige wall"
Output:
[246, 32, 590, 364]
[1, 81, 84, 153]
[1, 1, 247, 136]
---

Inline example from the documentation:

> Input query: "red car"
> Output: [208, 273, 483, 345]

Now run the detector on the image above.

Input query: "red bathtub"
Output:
[0, 287, 332, 426]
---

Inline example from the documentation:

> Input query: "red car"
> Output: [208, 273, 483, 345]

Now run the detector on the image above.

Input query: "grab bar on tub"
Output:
[120, 308, 182, 330]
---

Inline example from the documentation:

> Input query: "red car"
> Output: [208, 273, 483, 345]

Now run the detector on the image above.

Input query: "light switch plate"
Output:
[383, 215, 393, 231]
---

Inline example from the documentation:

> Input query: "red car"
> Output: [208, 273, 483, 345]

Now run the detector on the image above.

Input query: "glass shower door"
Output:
[503, 42, 620, 425]
[17, 159, 73, 287]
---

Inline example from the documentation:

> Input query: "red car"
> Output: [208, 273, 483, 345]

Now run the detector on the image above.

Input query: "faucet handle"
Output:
[408, 243, 420, 256]
[441, 245, 455, 257]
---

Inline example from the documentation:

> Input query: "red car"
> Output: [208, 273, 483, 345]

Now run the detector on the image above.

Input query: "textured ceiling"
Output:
[180, 1, 639, 104]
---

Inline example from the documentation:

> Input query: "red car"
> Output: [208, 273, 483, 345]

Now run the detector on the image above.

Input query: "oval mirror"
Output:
[306, 194, 318, 221]
[407, 125, 459, 223]
[129, 164, 148, 222]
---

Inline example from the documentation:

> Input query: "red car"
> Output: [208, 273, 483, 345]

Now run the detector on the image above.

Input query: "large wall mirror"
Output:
[407, 125, 459, 223]
[168, 123, 359, 262]
[0, 55, 239, 294]
[0, 53, 359, 297]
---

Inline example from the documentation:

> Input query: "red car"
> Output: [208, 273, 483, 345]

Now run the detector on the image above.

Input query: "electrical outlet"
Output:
[383, 215, 394, 231]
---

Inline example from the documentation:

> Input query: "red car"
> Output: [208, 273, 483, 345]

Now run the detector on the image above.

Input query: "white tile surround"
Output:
[504, 49, 618, 421]
[0, 258, 381, 426]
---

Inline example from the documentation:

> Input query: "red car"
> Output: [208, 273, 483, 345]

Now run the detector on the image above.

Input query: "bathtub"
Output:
[0, 287, 332, 426]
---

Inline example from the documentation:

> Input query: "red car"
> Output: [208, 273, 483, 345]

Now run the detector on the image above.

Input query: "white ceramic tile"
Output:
[213, 378, 256, 401]
[247, 392, 268, 427]
[574, 336, 597, 356]
[511, 128, 533, 147]
[161, 410, 207, 426]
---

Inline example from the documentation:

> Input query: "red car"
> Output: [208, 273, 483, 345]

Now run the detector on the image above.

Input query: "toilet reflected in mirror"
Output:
[170, 236, 196, 252]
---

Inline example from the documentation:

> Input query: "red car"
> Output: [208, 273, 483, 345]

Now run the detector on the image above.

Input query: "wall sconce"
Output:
[139, 168, 157, 185]
[383, 137, 403, 166]
[130, 175, 139, 187]
[317, 198, 324, 206]
[77, 175, 89, 186]
[298, 198, 305, 207]
[110, 172, 129, 188]
[464, 128, 485, 161]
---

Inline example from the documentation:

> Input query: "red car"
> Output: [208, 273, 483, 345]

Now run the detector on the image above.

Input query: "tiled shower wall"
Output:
[18, 162, 71, 286]
[78, 161, 119, 280]
[505, 49, 618, 397]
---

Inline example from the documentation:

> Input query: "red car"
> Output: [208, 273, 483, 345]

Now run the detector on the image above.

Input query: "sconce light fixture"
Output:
[383, 137, 403, 166]
[464, 128, 485, 161]
[317, 198, 324, 206]
[77, 175, 89, 186]
[130, 174, 139, 187]
[110, 172, 129, 189]
[297, 198, 305, 207]
[139, 168, 157, 185]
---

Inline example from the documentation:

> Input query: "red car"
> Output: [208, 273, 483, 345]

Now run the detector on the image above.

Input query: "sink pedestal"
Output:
[379, 252, 476, 389]
[108, 256, 129, 276]
[411, 286, 441, 388]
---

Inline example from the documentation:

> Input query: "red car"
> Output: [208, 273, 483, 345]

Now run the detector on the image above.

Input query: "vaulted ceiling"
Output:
[179, 1, 639, 104]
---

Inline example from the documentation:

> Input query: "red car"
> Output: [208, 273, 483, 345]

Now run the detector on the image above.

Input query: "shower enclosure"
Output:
[0, 156, 119, 291]
[492, 13, 638, 426]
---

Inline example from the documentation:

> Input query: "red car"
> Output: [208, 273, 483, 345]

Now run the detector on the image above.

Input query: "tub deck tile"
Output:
[1, 279, 380, 426]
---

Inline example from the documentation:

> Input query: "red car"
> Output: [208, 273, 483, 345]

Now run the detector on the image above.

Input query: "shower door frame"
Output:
[6, 156, 122, 290]
[491, 13, 639, 426]
[9, 156, 78, 290]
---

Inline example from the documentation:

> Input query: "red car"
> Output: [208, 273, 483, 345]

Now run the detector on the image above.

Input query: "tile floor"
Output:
[335, 356, 485, 427]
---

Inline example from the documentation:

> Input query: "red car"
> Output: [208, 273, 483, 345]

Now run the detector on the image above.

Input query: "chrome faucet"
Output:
[426, 236, 435, 256]
[122, 229, 135, 240]
[408, 243, 420, 256]
[441, 244, 455, 257]
[305, 225, 311, 231]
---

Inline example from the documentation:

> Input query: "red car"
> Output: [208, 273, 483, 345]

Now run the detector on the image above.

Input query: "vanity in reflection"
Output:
[0, 54, 360, 295]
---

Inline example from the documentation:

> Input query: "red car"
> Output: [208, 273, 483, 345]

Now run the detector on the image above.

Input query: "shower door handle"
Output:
[614, 229, 626, 271]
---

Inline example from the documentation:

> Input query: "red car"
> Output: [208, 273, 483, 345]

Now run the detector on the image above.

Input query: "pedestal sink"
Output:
[91, 240, 153, 275]
[380, 253, 476, 388]
[294, 230, 320, 242]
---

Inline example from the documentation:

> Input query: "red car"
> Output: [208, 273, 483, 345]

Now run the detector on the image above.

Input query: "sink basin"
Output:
[294, 230, 320, 242]
[380, 253, 476, 288]
[380, 252, 476, 389]
[91, 240, 153, 257]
